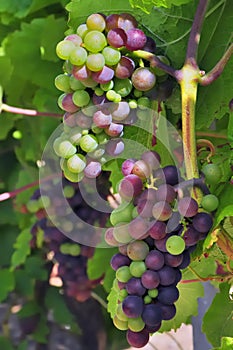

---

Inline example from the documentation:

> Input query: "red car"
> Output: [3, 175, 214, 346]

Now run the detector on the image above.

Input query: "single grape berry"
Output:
[201, 194, 219, 212]
[166, 235, 185, 255]
[201, 163, 222, 185]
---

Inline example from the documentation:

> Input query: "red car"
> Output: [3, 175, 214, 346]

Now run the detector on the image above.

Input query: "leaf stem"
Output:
[185, 0, 209, 63]
[196, 131, 227, 139]
[91, 292, 107, 309]
[199, 43, 233, 86]
[1, 103, 62, 118]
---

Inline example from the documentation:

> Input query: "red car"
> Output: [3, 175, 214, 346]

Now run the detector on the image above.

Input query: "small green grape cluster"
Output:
[53, 12, 173, 182]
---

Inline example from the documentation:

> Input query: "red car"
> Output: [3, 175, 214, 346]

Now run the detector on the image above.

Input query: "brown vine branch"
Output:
[196, 131, 227, 139]
[199, 43, 233, 85]
[185, 0, 209, 63]
[1, 103, 62, 118]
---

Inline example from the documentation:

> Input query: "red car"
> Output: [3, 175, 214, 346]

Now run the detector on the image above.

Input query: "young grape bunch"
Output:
[29, 174, 111, 303]
[106, 152, 214, 348]
[54, 12, 173, 183]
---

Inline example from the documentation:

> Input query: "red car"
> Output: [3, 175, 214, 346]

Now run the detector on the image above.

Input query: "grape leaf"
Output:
[0, 337, 14, 350]
[24, 256, 48, 281]
[129, 0, 192, 13]
[214, 184, 233, 227]
[213, 337, 233, 350]
[87, 246, 117, 279]
[0, 225, 18, 265]
[11, 228, 32, 269]
[14, 269, 34, 297]
[202, 283, 233, 347]
[107, 280, 121, 319]
[0, 269, 15, 302]
[160, 280, 204, 332]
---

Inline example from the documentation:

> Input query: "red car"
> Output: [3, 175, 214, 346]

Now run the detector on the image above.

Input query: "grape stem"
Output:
[1, 103, 62, 118]
[0, 172, 62, 202]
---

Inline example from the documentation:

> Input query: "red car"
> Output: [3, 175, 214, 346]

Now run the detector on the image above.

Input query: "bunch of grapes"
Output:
[28, 174, 111, 302]
[53, 12, 173, 182]
[105, 151, 215, 348]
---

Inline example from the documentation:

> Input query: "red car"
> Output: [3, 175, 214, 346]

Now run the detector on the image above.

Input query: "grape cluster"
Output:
[106, 152, 214, 348]
[54, 12, 173, 182]
[29, 175, 110, 302]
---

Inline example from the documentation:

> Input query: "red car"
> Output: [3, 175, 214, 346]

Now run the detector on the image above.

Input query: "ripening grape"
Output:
[145, 249, 164, 270]
[125, 28, 147, 51]
[92, 65, 115, 84]
[69, 46, 87, 66]
[178, 197, 198, 217]
[127, 240, 149, 261]
[141, 270, 160, 289]
[86, 13, 106, 32]
[128, 317, 145, 332]
[115, 56, 135, 79]
[86, 53, 105, 72]
[84, 160, 102, 178]
[56, 40, 76, 60]
[107, 28, 127, 48]
[118, 174, 143, 200]
[152, 201, 172, 221]
[132, 67, 156, 91]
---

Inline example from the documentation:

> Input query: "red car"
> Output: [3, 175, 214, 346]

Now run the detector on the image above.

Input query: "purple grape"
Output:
[126, 277, 146, 296]
[141, 270, 160, 289]
[107, 28, 127, 48]
[166, 212, 182, 233]
[136, 188, 157, 203]
[178, 197, 199, 217]
[115, 56, 135, 79]
[141, 150, 161, 171]
[142, 304, 162, 326]
[142, 36, 156, 53]
[149, 220, 167, 240]
[76, 113, 92, 128]
[155, 184, 176, 203]
[137, 199, 154, 218]
[118, 174, 143, 200]
[132, 160, 150, 180]
[145, 249, 165, 270]
[160, 303, 176, 320]
[93, 110, 112, 128]
[178, 249, 190, 269]
[164, 252, 183, 267]
[183, 226, 200, 246]
[112, 101, 130, 121]
[118, 13, 138, 31]
[122, 295, 144, 318]
[158, 286, 179, 305]
[145, 322, 161, 333]
[72, 65, 91, 81]
[125, 28, 147, 51]
[152, 201, 172, 221]
[61, 93, 79, 113]
[174, 268, 182, 284]
[162, 165, 180, 185]
[126, 329, 149, 348]
[128, 217, 149, 240]
[110, 253, 131, 270]
[104, 122, 123, 137]
[192, 212, 213, 233]
[158, 265, 177, 286]
[121, 158, 136, 176]
[84, 161, 101, 178]
[92, 66, 115, 84]
[92, 93, 108, 106]
[105, 14, 120, 31]
[105, 138, 124, 156]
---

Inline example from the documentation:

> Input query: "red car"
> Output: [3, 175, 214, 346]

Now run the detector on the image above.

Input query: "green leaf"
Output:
[214, 184, 233, 227]
[202, 283, 233, 347]
[103, 159, 123, 193]
[14, 269, 34, 297]
[160, 280, 204, 332]
[107, 279, 121, 319]
[0, 269, 15, 302]
[11, 228, 32, 269]
[213, 337, 233, 350]
[0, 337, 14, 350]
[17, 301, 40, 318]
[0, 225, 18, 265]
[88, 247, 117, 279]
[24, 256, 48, 280]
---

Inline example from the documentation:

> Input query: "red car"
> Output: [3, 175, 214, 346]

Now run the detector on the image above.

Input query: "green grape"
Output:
[81, 77, 98, 88]
[113, 315, 128, 331]
[79, 134, 98, 152]
[166, 235, 185, 255]
[27, 200, 40, 213]
[100, 80, 114, 92]
[106, 89, 117, 101]
[137, 97, 151, 109]
[56, 40, 76, 60]
[129, 261, 147, 277]
[60, 243, 70, 254]
[84, 30, 107, 53]
[113, 94, 122, 102]
[144, 295, 152, 304]
[129, 100, 137, 109]
[127, 241, 149, 261]
[94, 87, 104, 96]
[87, 147, 105, 159]
[91, 124, 103, 134]
[69, 76, 85, 90]
[82, 101, 96, 116]
[202, 163, 222, 185]
[148, 289, 158, 298]
[69, 244, 81, 256]
[128, 317, 145, 332]
[96, 132, 110, 144]
[72, 90, 90, 107]
[55, 74, 71, 92]
[63, 161, 84, 182]
[86, 13, 106, 32]
[133, 89, 143, 98]
[201, 194, 219, 212]
[54, 139, 76, 158]
[38, 195, 51, 209]
[114, 78, 132, 97]
[86, 53, 105, 72]
[67, 154, 86, 173]
[102, 47, 121, 66]
[110, 202, 134, 225]
[57, 93, 66, 110]
[153, 55, 170, 76]
[69, 47, 87, 66]
[113, 223, 132, 244]
[77, 24, 89, 38]
[116, 266, 132, 283]
[69, 129, 82, 145]
[63, 185, 75, 198]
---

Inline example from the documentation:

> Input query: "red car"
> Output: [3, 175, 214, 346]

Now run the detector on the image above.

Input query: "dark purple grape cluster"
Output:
[106, 152, 214, 348]
[53, 12, 173, 183]
[29, 175, 111, 302]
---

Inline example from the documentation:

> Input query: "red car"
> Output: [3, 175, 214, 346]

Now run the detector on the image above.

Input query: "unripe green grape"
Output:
[202, 163, 222, 185]
[87, 147, 105, 159]
[63, 161, 84, 182]
[166, 235, 185, 255]
[69, 244, 81, 256]
[54, 139, 76, 158]
[79, 134, 98, 152]
[119, 289, 128, 300]
[69, 47, 87, 66]
[110, 202, 134, 225]
[60, 243, 71, 254]
[63, 185, 75, 198]
[77, 24, 89, 38]
[129, 100, 137, 109]
[69, 129, 82, 145]
[144, 295, 152, 304]
[100, 80, 114, 91]
[56, 40, 76, 60]
[113, 315, 128, 330]
[113, 223, 132, 244]
[84, 31, 107, 53]
[91, 124, 103, 134]
[129, 261, 147, 277]
[137, 97, 151, 109]
[201, 194, 219, 212]
[116, 266, 132, 283]
[102, 46, 121, 66]
[96, 132, 109, 145]
[148, 289, 158, 298]
[106, 89, 117, 101]
[133, 89, 143, 98]
[86, 13, 106, 32]
[114, 78, 132, 97]
[67, 154, 86, 173]
[27, 200, 40, 213]
[69, 76, 85, 91]
[128, 317, 145, 332]
[94, 87, 104, 96]
[38, 195, 50, 209]
[55, 74, 71, 92]
[72, 90, 90, 107]
[86, 53, 105, 72]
